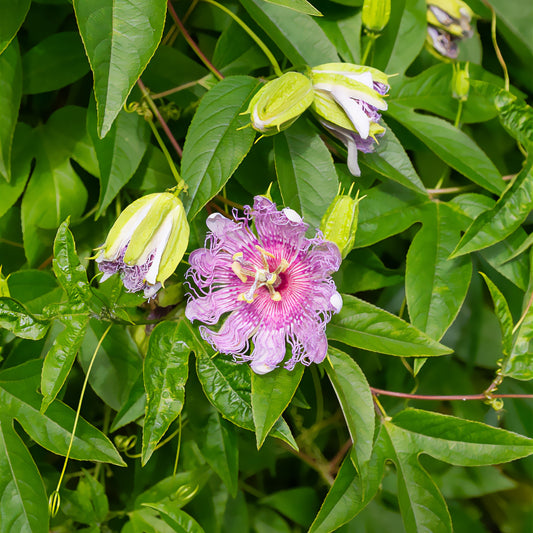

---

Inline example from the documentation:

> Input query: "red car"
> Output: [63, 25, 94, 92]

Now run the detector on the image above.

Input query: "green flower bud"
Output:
[452, 61, 470, 101]
[427, 0, 474, 37]
[362, 0, 391, 33]
[96, 192, 189, 299]
[246, 72, 313, 135]
[320, 189, 364, 258]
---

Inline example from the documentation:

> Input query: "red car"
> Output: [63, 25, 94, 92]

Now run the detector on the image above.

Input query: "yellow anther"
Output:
[255, 245, 276, 258]
[233, 252, 243, 260]
[270, 291, 282, 301]
[266, 273, 277, 285]
[231, 261, 248, 283]
[238, 292, 255, 303]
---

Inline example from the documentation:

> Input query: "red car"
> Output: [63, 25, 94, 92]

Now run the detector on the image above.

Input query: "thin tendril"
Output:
[48, 324, 113, 518]
[173, 414, 182, 476]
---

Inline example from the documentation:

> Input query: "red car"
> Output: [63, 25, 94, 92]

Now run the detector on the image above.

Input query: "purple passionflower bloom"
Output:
[185, 196, 343, 374]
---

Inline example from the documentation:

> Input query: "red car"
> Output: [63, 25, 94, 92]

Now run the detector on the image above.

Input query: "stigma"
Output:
[231, 246, 289, 303]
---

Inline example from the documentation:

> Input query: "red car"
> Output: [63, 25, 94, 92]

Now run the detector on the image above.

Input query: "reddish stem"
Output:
[136, 78, 182, 157]
[371, 387, 533, 401]
[167, 1, 224, 80]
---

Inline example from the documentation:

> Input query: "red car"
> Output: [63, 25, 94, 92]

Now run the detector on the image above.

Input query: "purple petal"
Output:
[250, 328, 287, 374]
[186, 286, 242, 325]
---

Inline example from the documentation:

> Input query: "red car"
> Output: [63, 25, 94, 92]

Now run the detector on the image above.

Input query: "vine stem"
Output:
[49, 324, 113, 517]
[167, 1, 224, 81]
[482, 0, 509, 91]
[361, 32, 377, 65]
[201, 0, 283, 77]
[136, 78, 183, 158]
[371, 387, 533, 401]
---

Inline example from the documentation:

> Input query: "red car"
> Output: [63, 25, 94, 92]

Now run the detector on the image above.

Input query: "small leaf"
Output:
[0, 297, 49, 340]
[263, 0, 322, 16]
[142, 321, 190, 465]
[260, 488, 319, 528]
[87, 101, 150, 216]
[181, 76, 258, 220]
[240, 0, 338, 66]
[451, 160, 533, 257]
[145, 503, 205, 533]
[0, 39, 22, 182]
[0, 417, 49, 533]
[40, 314, 89, 412]
[387, 103, 504, 195]
[274, 119, 338, 227]
[327, 294, 453, 357]
[0, 0, 30, 55]
[73, 0, 167, 137]
[479, 273, 514, 356]
[325, 348, 374, 471]
[251, 364, 303, 449]
[22, 31, 89, 94]
[52, 219, 92, 307]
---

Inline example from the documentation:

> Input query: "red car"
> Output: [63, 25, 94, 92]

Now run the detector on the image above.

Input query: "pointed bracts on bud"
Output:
[452, 61, 470, 101]
[96, 192, 189, 299]
[320, 188, 363, 258]
[362, 0, 391, 33]
[246, 72, 314, 135]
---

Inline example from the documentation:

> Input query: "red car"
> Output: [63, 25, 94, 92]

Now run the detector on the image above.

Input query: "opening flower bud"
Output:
[245, 72, 314, 135]
[320, 188, 363, 258]
[362, 0, 391, 33]
[310, 63, 389, 176]
[426, 0, 475, 59]
[452, 61, 470, 101]
[96, 192, 189, 299]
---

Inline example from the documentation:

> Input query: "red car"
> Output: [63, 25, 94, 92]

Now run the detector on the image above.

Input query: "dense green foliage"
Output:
[0, 0, 532, 532]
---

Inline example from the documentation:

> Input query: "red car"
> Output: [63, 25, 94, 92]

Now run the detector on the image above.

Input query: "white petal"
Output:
[250, 362, 277, 374]
[330, 292, 343, 313]
[344, 71, 374, 89]
[144, 212, 174, 284]
[346, 136, 361, 177]
[282, 207, 302, 223]
[331, 90, 370, 139]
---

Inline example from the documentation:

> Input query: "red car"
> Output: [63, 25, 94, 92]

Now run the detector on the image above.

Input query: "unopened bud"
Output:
[362, 0, 391, 33]
[246, 72, 313, 135]
[320, 189, 364, 258]
[452, 62, 469, 101]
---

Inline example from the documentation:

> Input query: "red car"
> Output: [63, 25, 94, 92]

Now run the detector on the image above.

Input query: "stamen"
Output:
[231, 261, 248, 283]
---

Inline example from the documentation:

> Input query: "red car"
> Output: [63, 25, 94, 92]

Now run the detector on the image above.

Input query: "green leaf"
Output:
[384, 420, 452, 533]
[251, 364, 303, 449]
[387, 103, 504, 195]
[189, 322, 297, 449]
[0, 123, 34, 217]
[40, 314, 89, 413]
[142, 321, 190, 465]
[274, 119, 338, 227]
[240, 0, 339, 66]
[0, 297, 49, 340]
[309, 426, 388, 533]
[22, 31, 89, 94]
[261, 488, 319, 528]
[110, 372, 146, 432]
[181, 76, 258, 220]
[360, 120, 426, 194]
[0, 417, 49, 533]
[355, 183, 427, 247]
[373, 0, 426, 74]
[479, 273, 514, 356]
[145, 503, 205, 533]
[327, 294, 452, 357]
[451, 160, 533, 257]
[316, 10, 361, 64]
[73, 0, 167, 137]
[52, 219, 92, 307]
[0, 360, 126, 465]
[0, 39, 21, 182]
[0, 0, 30, 55]
[391, 408, 533, 465]
[325, 348, 374, 471]
[406, 202, 472, 340]
[88, 101, 150, 216]
[262, 0, 322, 16]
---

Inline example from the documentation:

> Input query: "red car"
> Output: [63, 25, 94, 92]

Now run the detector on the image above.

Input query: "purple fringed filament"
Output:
[185, 196, 343, 375]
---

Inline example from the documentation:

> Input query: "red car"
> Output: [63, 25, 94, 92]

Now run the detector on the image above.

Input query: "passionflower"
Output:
[245, 72, 314, 135]
[185, 196, 342, 374]
[426, 0, 474, 59]
[96, 192, 189, 299]
[310, 63, 389, 176]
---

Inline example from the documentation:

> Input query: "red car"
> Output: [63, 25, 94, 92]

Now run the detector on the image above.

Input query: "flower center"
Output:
[231, 245, 289, 304]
